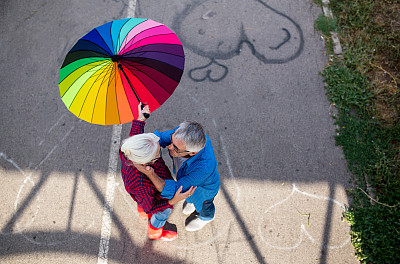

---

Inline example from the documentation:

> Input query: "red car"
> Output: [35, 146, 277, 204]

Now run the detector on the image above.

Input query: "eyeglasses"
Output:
[172, 143, 190, 153]
[123, 148, 162, 166]
[146, 148, 163, 165]
[170, 134, 190, 153]
[148, 152, 162, 164]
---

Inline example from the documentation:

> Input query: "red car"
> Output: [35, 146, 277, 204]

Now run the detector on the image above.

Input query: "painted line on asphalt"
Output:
[97, 2, 136, 262]
[97, 124, 122, 264]
[127, 0, 136, 18]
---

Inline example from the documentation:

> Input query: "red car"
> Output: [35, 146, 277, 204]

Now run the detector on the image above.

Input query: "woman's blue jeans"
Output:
[150, 198, 215, 228]
[150, 208, 172, 228]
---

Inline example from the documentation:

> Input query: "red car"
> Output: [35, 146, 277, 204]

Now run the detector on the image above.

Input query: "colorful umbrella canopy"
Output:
[58, 18, 185, 125]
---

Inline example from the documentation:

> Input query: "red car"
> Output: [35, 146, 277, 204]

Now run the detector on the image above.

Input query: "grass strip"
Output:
[315, 0, 400, 263]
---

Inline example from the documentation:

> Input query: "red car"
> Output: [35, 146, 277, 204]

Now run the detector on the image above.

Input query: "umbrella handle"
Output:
[141, 104, 150, 119]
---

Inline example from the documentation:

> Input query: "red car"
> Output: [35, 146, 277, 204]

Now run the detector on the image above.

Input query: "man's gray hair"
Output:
[121, 133, 160, 164]
[174, 121, 206, 153]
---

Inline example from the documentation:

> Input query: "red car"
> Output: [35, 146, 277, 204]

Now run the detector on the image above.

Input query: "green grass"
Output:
[315, 0, 400, 263]
[315, 14, 338, 37]
[322, 64, 400, 264]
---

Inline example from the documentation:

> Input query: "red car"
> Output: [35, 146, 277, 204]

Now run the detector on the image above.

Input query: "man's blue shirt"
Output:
[154, 127, 221, 212]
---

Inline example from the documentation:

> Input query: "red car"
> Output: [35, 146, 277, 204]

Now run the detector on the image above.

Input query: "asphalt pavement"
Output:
[0, 0, 359, 263]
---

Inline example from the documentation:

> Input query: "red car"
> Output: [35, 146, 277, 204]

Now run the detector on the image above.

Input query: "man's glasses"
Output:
[172, 143, 190, 153]
[170, 134, 190, 153]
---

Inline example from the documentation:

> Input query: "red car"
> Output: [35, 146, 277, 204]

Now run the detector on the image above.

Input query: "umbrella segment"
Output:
[115, 59, 150, 119]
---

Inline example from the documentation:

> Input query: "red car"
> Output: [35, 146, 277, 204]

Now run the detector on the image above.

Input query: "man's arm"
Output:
[134, 104, 176, 152]
[168, 186, 196, 205]
[134, 164, 197, 199]
[153, 128, 178, 148]
[132, 182, 195, 213]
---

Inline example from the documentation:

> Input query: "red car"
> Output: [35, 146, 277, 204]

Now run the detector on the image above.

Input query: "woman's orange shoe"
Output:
[148, 222, 177, 241]
[137, 205, 151, 219]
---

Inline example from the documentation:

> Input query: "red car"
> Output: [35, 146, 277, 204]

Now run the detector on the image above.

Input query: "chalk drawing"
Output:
[0, 153, 39, 234]
[0, 114, 94, 245]
[173, 0, 304, 82]
[39, 113, 68, 146]
[162, 69, 351, 255]
[1, 151, 95, 245]
[258, 183, 350, 250]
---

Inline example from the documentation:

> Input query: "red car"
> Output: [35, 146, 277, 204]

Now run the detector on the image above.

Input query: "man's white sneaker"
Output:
[185, 216, 213, 231]
[182, 202, 196, 215]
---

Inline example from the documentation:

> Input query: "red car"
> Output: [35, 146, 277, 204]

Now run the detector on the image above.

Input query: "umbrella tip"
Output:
[111, 55, 121, 62]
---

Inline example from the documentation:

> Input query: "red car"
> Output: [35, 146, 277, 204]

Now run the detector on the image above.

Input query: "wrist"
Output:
[147, 170, 156, 178]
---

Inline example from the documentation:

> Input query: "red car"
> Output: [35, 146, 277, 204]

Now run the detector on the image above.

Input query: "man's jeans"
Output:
[150, 208, 172, 228]
[198, 198, 215, 221]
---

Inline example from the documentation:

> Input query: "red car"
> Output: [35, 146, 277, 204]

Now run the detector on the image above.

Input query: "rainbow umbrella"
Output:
[58, 18, 185, 125]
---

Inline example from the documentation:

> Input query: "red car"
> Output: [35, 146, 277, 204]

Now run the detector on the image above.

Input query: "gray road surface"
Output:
[0, 0, 359, 263]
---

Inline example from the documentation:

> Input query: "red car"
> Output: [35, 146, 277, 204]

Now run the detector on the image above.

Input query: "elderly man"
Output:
[120, 104, 195, 241]
[135, 107, 220, 232]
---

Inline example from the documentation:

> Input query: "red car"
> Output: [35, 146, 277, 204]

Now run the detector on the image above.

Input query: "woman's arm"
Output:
[136, 164, 166, 192]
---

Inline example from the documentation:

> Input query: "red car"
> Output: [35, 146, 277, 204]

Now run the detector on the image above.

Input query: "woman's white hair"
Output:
[121, 133, 160, 164]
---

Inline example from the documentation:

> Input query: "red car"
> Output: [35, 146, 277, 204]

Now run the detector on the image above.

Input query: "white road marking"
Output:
[97, 124, 122, 264]
[97, 2, 136, 262]
[127, 0, 137, 18]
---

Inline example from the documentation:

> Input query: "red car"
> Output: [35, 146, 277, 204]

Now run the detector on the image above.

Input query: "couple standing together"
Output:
[119, 104, 220, 241]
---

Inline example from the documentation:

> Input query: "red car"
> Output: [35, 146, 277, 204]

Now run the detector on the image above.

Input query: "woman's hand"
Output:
[137, 103, 150, 122]
[133, 163, 154, 176]
[133, 163, 165, 192]
[169, 186, 197, 205]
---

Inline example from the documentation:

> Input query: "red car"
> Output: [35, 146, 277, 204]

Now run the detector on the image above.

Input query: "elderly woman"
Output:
[120, 104, 195, 241]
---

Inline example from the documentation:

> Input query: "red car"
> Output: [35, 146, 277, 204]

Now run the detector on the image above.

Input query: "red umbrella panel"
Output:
[58, 18, 185, 125]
